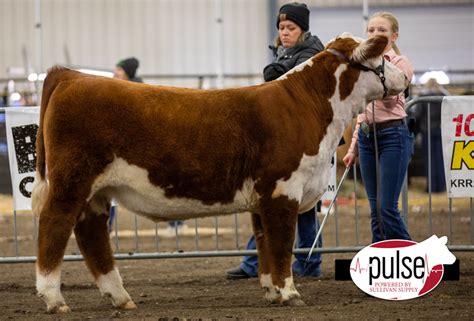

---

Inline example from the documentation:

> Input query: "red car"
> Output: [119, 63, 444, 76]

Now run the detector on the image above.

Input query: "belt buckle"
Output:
[361, 122, 370, 135]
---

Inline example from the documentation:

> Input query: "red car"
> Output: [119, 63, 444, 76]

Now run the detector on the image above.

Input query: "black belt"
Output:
[365, 119, 405, 132]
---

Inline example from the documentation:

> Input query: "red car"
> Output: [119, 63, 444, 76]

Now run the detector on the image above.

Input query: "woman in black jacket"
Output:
[226, 2, 325, 279]
[263, 23, 323, 81]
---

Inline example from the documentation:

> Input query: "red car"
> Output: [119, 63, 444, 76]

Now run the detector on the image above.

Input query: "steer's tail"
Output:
[32, 66, 73, 216]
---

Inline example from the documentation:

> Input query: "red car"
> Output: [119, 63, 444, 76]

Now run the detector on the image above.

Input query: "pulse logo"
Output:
[350, 235, 456, 300]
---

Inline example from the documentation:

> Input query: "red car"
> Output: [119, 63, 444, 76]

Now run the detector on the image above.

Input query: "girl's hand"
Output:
[343, 152, 357, 168]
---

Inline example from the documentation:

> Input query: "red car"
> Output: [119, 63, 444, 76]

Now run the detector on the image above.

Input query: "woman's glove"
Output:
[263, 63, 290, 82]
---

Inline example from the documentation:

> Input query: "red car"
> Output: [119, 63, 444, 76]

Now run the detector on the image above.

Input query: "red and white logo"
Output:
[350, 235, 456, 300]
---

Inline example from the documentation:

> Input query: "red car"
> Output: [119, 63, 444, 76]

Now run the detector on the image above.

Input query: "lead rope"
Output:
[304, 166, 351, 267]
[372, 101, 385, 240]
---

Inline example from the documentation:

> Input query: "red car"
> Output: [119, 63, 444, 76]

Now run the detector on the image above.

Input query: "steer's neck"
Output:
[278, 57, 365, 154]
[278, 58, 326, 101]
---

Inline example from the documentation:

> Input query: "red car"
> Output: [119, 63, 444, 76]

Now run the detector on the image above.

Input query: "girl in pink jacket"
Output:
[343, 12, 414, 242]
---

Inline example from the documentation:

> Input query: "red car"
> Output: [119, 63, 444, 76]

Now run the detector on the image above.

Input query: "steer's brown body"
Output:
[32, 35, 406, 313]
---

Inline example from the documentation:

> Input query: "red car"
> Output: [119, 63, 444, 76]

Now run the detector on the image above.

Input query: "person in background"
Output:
[414, 78, 449, 193]
[226, 2, 325, 279]
[109, 57, 185, 233]
[343, 12, 414, 242]
[114, 57, 143, 83]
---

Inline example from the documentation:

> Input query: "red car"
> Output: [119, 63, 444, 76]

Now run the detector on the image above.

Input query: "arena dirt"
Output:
[0, 254, 473, 320]
[0, 192, 473, 320]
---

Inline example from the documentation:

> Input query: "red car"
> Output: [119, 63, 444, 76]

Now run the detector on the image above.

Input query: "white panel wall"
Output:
[1, 1, 472, 84]
[311, 4, 474, 72]
[1, 0, 36, 74]
[0, 0, 270, 82]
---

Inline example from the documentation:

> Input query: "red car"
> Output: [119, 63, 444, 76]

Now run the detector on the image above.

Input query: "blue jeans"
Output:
[358, 123, 413, 242]
[108, 209, 183, 231]
[240, 207, 322, 277]
[168, 221, 184, 228]
[108, 206, 116, 233]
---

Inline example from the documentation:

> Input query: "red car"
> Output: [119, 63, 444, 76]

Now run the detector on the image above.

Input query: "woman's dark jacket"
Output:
[263, 32, 324, 82]
[263, 33, 345, 146]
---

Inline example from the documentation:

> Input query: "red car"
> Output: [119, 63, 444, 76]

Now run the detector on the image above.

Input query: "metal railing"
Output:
[0, 96, 473, 264]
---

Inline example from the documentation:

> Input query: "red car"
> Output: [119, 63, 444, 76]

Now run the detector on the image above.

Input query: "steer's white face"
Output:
[345, 32, 406, 100]
[329, 33, 406, 116]
[358, 55, 406, 101]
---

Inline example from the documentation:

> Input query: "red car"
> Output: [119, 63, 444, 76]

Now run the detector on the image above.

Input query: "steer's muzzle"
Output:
[387, 71, 407, 96]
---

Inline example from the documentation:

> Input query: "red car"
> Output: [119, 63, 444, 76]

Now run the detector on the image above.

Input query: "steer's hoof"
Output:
[57, 305, 72, 313]
[119, 300, 137, 310]
[47, 304, 71, 314]
[284, 297, 306, 307]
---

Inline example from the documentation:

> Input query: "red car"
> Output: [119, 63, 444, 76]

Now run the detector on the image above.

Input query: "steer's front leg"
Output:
[259, 196, 305, 306]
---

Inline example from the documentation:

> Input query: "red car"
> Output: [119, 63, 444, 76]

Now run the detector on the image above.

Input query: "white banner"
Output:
[5, 107, 40, 210]
[441, 96, 474, 198]
[321, 152, 337, 201]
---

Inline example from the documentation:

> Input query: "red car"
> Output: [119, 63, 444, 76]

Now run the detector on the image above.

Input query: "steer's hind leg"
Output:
[252, 213, 276, 300]
[36, 197, 81, 313]
[74, 200, 136, 310]
[259, 196, 304, 306]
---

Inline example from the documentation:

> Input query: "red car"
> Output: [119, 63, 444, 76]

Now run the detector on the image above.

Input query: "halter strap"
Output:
[326, 48, 388, 98]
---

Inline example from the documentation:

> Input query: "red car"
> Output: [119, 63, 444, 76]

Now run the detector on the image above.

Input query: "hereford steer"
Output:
[32, 33, 407, 313]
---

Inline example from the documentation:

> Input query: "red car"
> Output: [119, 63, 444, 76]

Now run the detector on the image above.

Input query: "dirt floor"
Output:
[0, 180, 473, 320]
[0, 253, 473, 320]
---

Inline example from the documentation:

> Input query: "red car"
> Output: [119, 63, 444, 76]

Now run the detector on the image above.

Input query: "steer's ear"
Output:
[352, 35, 388, 63]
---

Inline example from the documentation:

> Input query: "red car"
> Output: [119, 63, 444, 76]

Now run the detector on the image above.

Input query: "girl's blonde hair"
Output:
[368, 12, 401, 55]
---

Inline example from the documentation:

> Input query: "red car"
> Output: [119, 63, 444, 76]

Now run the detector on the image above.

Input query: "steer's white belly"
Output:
[272, 153, 332, 214]
[88, 157, 259, 221]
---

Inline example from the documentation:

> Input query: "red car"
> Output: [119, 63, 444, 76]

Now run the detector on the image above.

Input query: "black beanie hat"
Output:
[117, 57, 139, 79]
[276, 2, 310, 32]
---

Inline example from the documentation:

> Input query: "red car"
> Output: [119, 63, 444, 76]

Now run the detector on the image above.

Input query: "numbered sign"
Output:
[441, 96, 474, 198]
